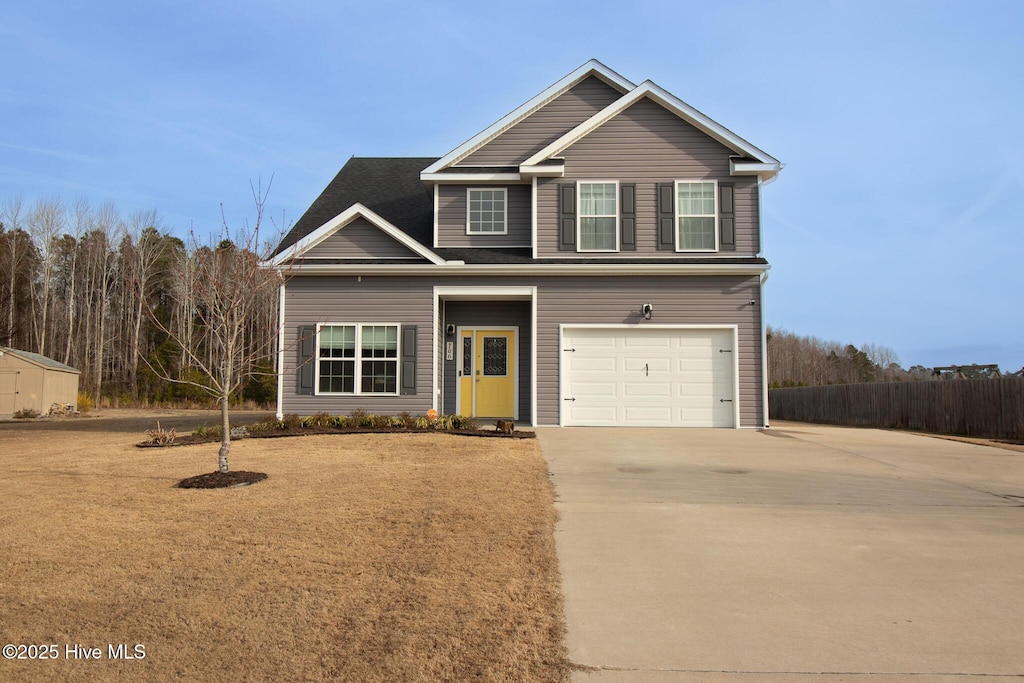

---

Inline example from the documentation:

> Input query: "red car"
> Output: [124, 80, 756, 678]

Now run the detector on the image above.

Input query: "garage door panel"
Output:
[569, 381, 618, 397]
[571, 357, 616, 372]
[623, 405, 673, 424]
[623, 382, 672, 397]
[563, 327, 736, 428]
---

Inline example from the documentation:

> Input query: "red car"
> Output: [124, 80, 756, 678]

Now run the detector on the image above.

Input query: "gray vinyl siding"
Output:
[458, 76, 623, 167]
[536, 97, 760, 257]
[282, 276, 435, 415]
[303, 218, 421, 260]
[436, 185, 531, 247]
[532, 275, 763, 428]
[282, 274, 764, 428]
[440, 301, 531, 422]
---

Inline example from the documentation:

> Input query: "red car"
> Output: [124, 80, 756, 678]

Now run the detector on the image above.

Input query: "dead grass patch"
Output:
[0, 426, 568, 681]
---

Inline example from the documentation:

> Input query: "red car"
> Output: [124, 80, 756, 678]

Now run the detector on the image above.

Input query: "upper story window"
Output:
[578, 181, 618, 251]
[317, 323, 399, 395]
[676, 180, 718, 251]
[467, 188, 507, 234]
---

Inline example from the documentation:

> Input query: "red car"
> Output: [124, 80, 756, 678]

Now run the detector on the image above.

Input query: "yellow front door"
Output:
[457, 329, 515, 418]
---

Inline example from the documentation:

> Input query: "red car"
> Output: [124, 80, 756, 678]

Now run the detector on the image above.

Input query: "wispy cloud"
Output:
[0, 142, 100, 165]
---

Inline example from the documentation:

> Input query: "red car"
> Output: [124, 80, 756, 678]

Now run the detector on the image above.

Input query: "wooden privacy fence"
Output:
[769, 378, 1024, 440]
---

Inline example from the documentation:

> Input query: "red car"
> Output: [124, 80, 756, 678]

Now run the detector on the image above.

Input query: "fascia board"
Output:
[286, 263, 770, 277]
[420, 59, 635, 176]
[731, 159, 783, 181]
[268, 203, 446, 267]
[420, 173, 522, 183]
[519, 163, 565, 177]
[522, 81, 781, 168]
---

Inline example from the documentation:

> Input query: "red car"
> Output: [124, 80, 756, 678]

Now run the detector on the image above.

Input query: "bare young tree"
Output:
[147, 183, 282, 473]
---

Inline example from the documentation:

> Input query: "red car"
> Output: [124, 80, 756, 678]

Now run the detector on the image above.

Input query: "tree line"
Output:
[767, 326, 945, 388]
[0, 194, 280, 407]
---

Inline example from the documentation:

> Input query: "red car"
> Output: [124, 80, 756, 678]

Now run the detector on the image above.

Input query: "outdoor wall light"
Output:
[445, 324, 456, 337]
[750, 299, 757, 306]
[642, 303, 653, 320]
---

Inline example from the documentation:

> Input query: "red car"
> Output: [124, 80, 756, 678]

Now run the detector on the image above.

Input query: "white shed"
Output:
[0, 348, 81, 416]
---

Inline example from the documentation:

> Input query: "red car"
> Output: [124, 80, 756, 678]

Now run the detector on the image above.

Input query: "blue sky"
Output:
[2, 1, 1022, 371]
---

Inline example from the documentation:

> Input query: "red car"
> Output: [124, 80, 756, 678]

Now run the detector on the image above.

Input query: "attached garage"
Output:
[559, 326, 739, 427]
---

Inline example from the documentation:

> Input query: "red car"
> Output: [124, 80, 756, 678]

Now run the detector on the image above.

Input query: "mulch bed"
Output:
[138, 426, 536, 448]
[176, 470, 268, 489]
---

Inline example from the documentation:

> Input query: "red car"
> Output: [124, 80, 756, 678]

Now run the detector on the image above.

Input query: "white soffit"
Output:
[420, 59, 635, 177]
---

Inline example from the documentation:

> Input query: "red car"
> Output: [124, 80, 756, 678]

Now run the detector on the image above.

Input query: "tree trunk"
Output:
[218, 395, 230, 473]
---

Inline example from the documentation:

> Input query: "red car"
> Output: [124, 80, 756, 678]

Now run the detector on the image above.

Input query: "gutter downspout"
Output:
[276, 280, 286, 421]
[760, 269, 769, 428]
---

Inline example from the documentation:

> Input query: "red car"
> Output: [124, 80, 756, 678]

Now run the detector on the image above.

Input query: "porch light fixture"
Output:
[642, 303, 653, 320]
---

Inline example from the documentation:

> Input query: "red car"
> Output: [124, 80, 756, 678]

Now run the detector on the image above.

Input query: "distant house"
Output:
[0, 348, 81, 416]
[268, 59, 781, 428]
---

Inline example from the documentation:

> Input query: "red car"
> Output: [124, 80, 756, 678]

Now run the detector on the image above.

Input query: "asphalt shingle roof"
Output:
[272, 157, 438, 258]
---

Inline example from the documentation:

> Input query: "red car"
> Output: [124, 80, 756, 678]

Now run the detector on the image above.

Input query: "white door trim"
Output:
[433, 286, 537, 426]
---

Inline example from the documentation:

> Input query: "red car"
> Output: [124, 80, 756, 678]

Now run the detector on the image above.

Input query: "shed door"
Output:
[0, 370, 18, 414]
[562, 327, 736, 427]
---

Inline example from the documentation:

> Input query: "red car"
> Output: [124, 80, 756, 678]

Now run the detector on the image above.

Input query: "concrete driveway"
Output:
[538, 423, 1024, 682]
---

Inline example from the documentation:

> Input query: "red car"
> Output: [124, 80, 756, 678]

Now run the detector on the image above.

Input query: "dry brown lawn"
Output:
[0, 423, 568, 682]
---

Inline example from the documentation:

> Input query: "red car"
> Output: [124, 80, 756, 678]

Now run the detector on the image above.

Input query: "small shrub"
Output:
[348, 409, 368, 426]
[433, 414, 457, 430]
[334, 415, 350, 428]
[76, 391, 94, 413]
[13, 408, 40, 419]
[367, 414, 393, 429]
[193, 423, 222, 438]
[280, 414, 303, 430]
[145, 421, 176, 445]
[452, 415, 479, 431]
[398, 411, 417, 429]
[414, 416, 430, 429]
[302, 412, 336, 428]
[246, 419, 276, 434]
[389, 416, 406, 428]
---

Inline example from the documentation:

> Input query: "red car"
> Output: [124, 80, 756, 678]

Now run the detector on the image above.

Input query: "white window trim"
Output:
[314, 322, 402, 396]
[576, 180, 619, 253]
[674, 179, 719, 253]
[466, 187, 508, 235]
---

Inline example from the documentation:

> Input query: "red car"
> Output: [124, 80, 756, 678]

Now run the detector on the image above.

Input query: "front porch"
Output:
[436, 289, 534, 425]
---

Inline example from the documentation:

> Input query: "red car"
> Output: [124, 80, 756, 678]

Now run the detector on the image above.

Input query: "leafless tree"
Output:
[146, 183, 282, 473]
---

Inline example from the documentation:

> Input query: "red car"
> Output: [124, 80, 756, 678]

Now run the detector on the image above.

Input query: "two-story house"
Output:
[269, 60, 781, 428]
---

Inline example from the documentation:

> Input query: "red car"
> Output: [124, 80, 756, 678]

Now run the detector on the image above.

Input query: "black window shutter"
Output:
[620, 183, 636, 251]
[297, 325, 315, 395]
[558, 184, 576, 251]
[400, 325, 417, 395]
[720, 183, 735, 251]
[657, 183, 675, 251]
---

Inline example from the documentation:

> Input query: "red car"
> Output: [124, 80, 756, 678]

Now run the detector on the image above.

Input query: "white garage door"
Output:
[561, 327, 737, 427]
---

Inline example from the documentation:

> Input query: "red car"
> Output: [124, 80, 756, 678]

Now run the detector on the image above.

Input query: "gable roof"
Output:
[1, 348, 80, 373]
[521, 80, 781, 180]
[272, 157, 437, 258]
[421, 59, 634, 176]
[269, 202, 445, 267]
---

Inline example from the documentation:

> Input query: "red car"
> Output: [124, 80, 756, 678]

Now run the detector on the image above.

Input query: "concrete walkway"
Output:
[538, 423, 1024, 682]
